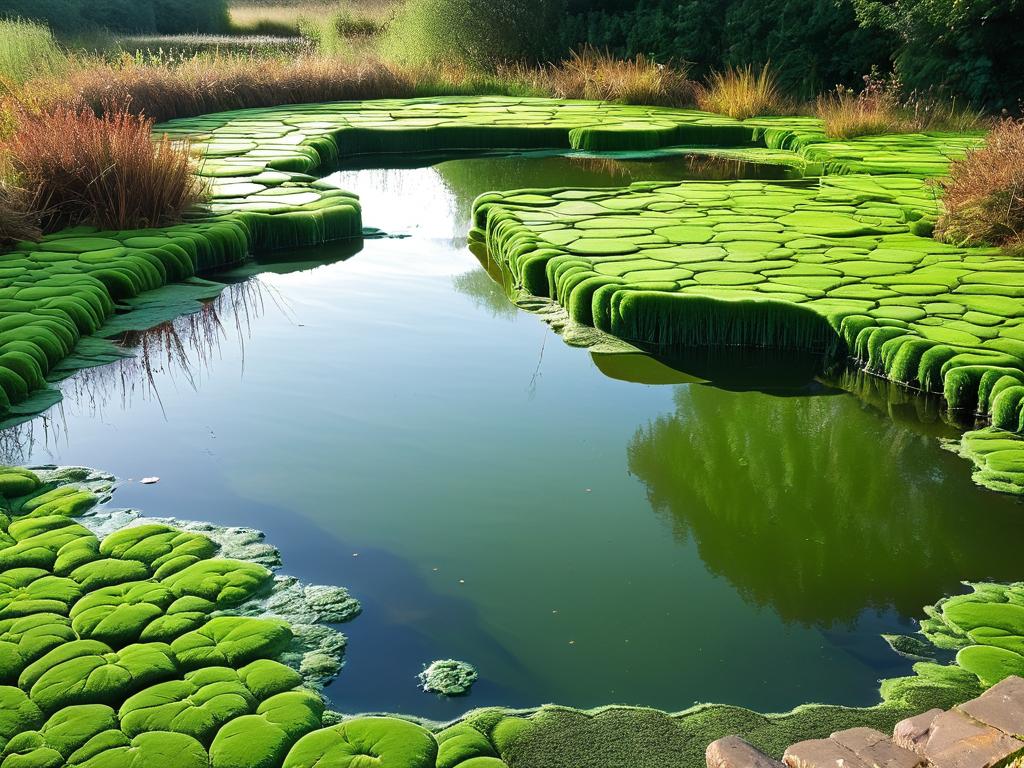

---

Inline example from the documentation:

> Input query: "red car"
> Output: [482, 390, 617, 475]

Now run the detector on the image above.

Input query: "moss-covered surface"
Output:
[0, 96, 985, 428]
[0, 464, 1017, 768]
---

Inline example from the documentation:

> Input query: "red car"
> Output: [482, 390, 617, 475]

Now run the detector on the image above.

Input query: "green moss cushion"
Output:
[119, 667, 257, 744]
[283, 717, 438, 768]
[66, 731, 208, 768]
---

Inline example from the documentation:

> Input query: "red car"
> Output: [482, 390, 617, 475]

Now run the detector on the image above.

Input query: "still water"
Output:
[4, 153, 1021, 720]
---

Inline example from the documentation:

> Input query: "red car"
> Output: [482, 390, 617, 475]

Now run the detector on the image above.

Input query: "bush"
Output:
[152, 0, 229, 34]
[817, 69, 987, 139]
[6, 106, 203, 230]
[383, 0, 566, 68]
[853, 0, 1024, 110]
[816, 71, 908, 138]
[936, 119, 1024, 250]
[0, 17, 67, 86]
[695, 64, 789, 119]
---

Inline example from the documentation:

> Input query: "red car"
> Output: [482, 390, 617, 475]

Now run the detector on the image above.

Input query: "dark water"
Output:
[4, 153, 1021, 720]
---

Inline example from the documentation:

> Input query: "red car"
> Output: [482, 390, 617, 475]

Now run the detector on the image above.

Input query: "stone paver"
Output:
[830, 727, 926, 768]
[918, 710, 1024, 768]
[712, 678, 1024, 768]
[784, 737, 869, 768]
[893, 710, 943, 753]
[706, 736, 784, 768]
[957, 675, 1024, 739]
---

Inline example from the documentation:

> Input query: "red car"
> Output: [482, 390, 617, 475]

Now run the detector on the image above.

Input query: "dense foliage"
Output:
[853, 0, 1024, 111]
[0, 0, 229, 34]
[384, 0, 567, 67]
[559, 0, 895, 97]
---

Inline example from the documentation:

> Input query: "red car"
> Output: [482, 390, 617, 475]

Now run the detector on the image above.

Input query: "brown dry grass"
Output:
[503, 47, 695, 107]
[11, 54, 440, 123]
[0, 177, 40, 245]
[936, 119, 1024, 249]
[6, 107, 204, 230]
[695, 64, 790, 119]
[815, 87, 907, 139]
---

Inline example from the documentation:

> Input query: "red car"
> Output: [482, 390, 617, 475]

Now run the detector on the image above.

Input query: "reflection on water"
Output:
[1, 152, 1020, 718]
[628, 383, 1022, 626]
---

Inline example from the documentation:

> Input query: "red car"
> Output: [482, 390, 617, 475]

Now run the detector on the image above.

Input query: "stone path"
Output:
[708, 676, 1024, 768]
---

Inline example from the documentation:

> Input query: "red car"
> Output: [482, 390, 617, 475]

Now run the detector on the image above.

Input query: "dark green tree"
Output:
[854, 0, 1024, 109]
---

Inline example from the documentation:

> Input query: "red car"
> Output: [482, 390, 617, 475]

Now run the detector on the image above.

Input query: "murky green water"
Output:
[4, 153, 1021, 720]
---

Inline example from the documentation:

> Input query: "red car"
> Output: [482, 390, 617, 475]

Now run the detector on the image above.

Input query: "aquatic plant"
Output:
[6, 107, 203, 231]
[696, 64, 790, 120]
[418, 659, 478, 696]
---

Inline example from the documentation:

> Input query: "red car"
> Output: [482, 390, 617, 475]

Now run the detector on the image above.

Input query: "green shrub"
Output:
[152, 0, 229, 34]
[384, 0, 567, 67]
[559, 0, 895, 98]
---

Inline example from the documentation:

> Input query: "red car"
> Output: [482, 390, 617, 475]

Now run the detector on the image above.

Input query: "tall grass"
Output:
[816, 86, 906, 139]
[504, 47, 695, 106]
[695, 64, 789, 119]
[936, 119, 1024, 250]
[817, 71, 988, 139]
[0, 178, 40, 244]
[6, 107, 203, 230]
[229, 3, 334, 35]
[0, 17, 67, 88]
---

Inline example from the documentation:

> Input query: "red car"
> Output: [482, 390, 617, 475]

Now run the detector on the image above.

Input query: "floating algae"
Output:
[419, 660, 479, 696]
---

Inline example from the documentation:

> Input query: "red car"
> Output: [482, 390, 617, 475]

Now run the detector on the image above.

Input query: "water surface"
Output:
[5, 152, 1021, 720]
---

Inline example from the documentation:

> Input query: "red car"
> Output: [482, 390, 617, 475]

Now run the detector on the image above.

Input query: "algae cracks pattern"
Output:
[0, 96, 983, 431]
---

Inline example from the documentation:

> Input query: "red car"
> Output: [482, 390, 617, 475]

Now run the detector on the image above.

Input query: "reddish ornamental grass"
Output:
[6, 107, 203, 231]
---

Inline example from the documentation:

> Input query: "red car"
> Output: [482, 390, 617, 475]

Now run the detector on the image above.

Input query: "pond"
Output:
[3, 152, 1021, 721]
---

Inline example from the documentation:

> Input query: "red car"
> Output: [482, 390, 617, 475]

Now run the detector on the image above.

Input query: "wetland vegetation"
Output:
[0, 1, 1022, 766]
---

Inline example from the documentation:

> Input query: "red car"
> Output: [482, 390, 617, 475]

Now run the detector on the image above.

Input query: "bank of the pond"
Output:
[0, 464, 1016, 768]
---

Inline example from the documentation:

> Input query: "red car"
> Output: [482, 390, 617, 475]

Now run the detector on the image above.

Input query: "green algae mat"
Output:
[0, 463, 1018, 768]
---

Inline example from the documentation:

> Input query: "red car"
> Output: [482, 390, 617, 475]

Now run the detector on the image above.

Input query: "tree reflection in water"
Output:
[627, 375, 1023, 628]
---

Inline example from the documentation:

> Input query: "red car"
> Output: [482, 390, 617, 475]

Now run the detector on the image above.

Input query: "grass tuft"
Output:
[503, 47, 695, 107]
[817, 70, 988, 139]
[0, 17, 67, 88]
[695, 64, 788, 119]
[936, 118, 1024, 250]
[0, 177, 41, 245]
[6, 106, 204, 230]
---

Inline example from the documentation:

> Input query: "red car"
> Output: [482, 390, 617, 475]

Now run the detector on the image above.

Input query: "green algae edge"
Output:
[0, 96, 982, 424]
[469, 167, 1024, 463]
[0, 464, 1007, 768]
